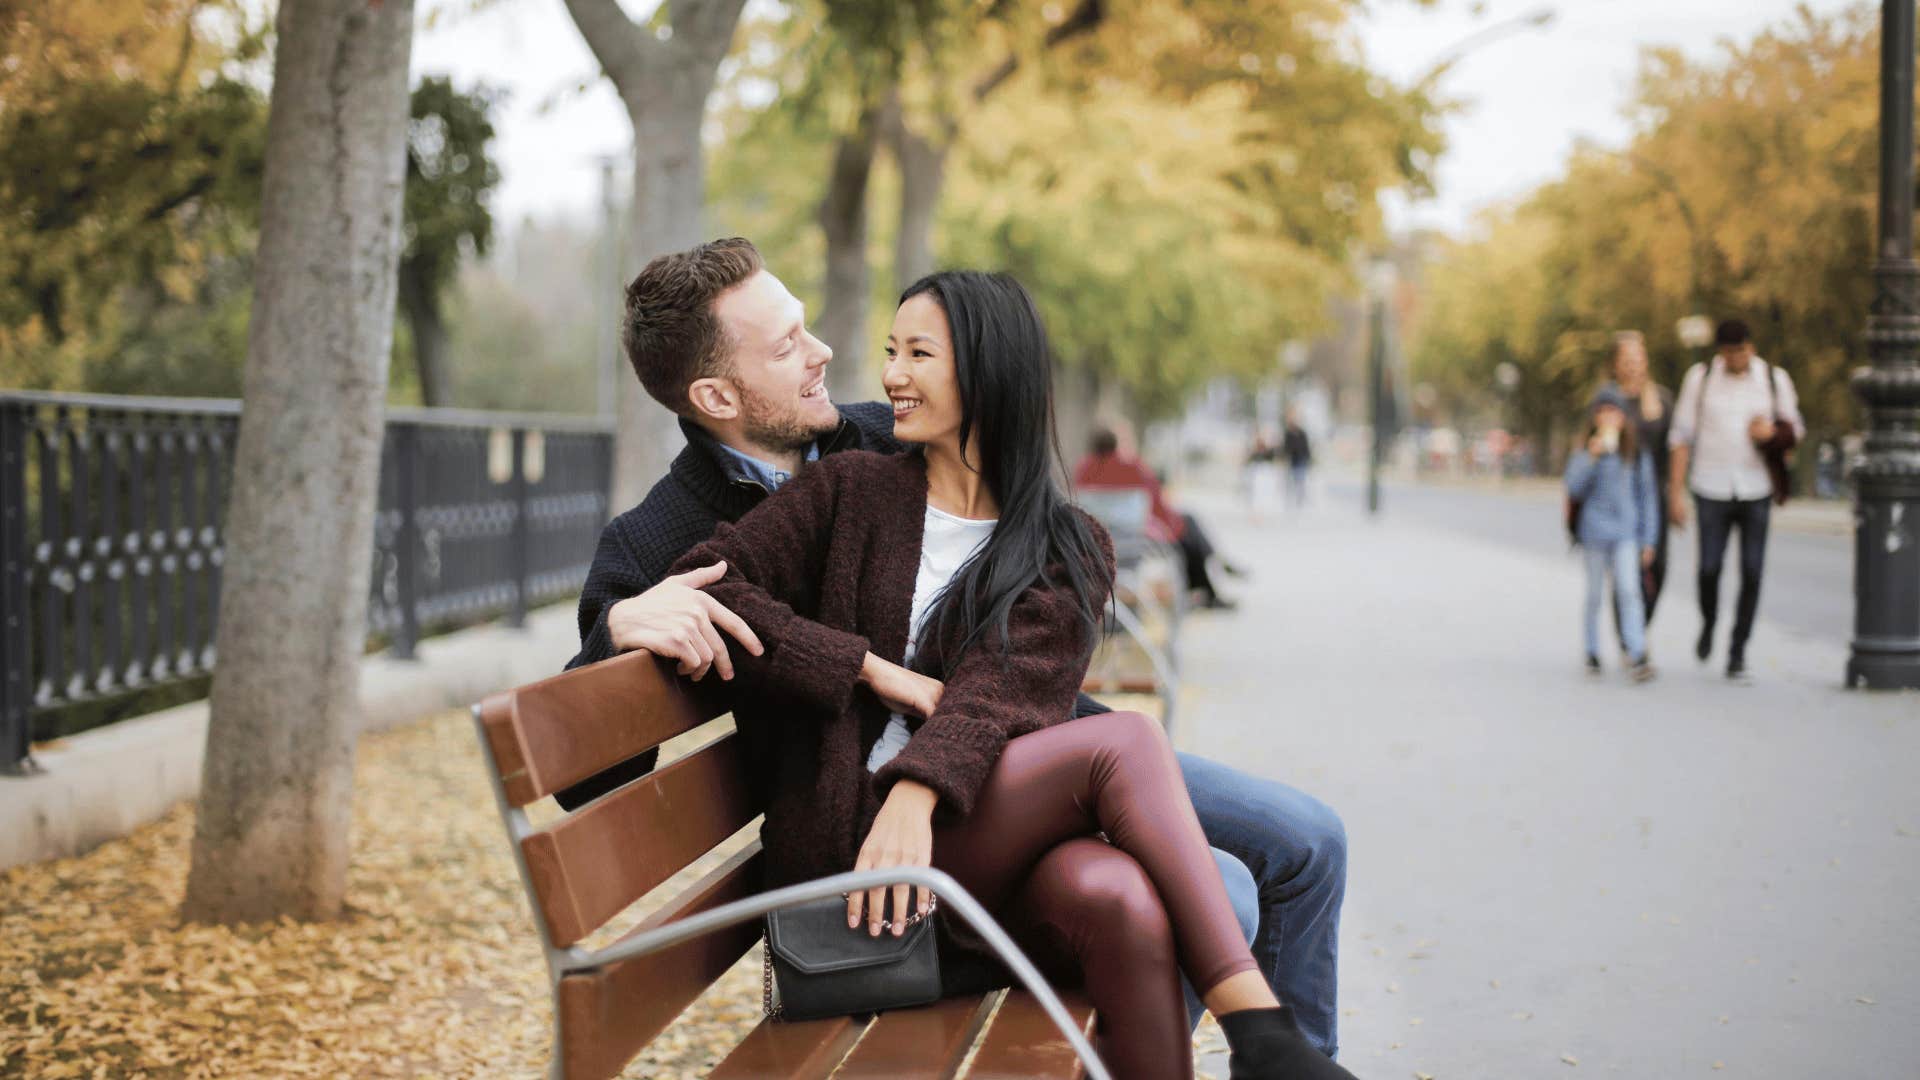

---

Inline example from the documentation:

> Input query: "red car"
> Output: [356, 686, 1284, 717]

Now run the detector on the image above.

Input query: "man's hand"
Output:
[849, 779, 938, 937]
[606, 562, 764, 681]
[1749, 417, 1777, 444]
[1668, 493, 1690, 530]
[861, 653, 943, 719]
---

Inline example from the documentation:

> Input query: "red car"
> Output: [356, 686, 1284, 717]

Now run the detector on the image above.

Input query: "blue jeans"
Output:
[1584, 540, 1646, 660]
[1180, 752, 1346, 1057]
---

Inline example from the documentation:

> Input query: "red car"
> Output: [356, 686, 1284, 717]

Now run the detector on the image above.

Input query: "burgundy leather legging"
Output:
[930, 711, 1258, 1078]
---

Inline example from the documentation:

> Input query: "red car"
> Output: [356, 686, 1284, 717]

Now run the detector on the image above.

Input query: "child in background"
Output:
[1566, 387, 1659, 682]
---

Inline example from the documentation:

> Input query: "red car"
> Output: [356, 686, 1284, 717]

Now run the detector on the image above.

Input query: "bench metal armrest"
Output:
[573, 867, 1112, 1080]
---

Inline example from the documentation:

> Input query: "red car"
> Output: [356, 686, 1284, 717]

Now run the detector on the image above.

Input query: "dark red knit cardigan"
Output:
[669, 449, 1115, 898]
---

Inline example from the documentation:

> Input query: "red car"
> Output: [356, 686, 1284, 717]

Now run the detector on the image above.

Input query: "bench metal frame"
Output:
[1075, 489, 1186, 736]
[471, 707, 1113, 1080]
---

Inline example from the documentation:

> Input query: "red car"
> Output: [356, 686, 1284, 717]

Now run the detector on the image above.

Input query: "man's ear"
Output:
[687, 377, 741, 423]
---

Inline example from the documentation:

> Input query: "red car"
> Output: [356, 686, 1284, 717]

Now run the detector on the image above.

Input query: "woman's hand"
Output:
[1642, 546, 1657, 569]
[848, 780, 939, 937]
[861, 653, 944, 719]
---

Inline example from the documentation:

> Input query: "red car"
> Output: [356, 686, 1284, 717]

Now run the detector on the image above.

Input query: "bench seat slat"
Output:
[968, 989, 1098, 1080]
[833, 994, 995, 1079]
[557, 843, 764, 1080]
[479, 650, 723, 805]
[523, 731, 756, 947]
[708, 1014, 867, 1080]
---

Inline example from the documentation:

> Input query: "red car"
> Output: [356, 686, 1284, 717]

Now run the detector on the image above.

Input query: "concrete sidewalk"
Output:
[1172, 490, 1917, 1078]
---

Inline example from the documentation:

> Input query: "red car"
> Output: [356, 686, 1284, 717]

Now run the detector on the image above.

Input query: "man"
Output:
[1281, 410, 1313, 509]
[564, 238, 1346, 1055]
[1668, 318, 1804, 679]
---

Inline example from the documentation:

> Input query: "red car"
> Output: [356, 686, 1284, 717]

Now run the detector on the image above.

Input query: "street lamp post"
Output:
[1366, 260, 1397, 516]
[1848, 1, 1920, 690]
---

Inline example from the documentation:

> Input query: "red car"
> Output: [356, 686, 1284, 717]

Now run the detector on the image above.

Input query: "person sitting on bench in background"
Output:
[1074, 423, 1244, 610]
[561, 238, 1348, 1063]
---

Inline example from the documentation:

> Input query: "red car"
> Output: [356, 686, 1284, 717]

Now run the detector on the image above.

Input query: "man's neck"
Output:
[700, 419, 806, 476]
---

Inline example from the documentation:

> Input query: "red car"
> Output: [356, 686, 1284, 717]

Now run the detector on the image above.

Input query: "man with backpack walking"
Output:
[1668, 319, 1805, 679]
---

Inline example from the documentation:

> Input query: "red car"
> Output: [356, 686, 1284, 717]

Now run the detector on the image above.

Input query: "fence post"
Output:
[391, 422, 421, 660]
[508, 428, 529, 629]
[0, 402, 37, 775]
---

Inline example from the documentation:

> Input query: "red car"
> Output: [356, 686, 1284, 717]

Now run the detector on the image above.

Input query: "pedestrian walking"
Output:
[1282, 410, 1313, 508]
[1667, 318, 1804, 680]
[1600, 331, 1676, 643]
[1246, 432, 1281, 520]
[1566, 387, 1659, 682]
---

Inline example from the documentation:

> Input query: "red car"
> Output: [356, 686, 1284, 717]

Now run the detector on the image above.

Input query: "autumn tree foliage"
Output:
[1410, 4, 1883, 466]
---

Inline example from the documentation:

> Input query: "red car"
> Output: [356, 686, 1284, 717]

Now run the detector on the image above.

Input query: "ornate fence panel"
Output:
[0, 392, 612, 774]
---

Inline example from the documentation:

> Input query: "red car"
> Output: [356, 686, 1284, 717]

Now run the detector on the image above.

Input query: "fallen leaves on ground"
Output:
[0, 710, 762, 1078]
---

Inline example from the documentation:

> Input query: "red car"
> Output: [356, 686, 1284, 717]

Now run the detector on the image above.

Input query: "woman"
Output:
[1606, 331, 1675, 629]
[672, 272, 1346, 1079]
[1566, 387, 1659, 682]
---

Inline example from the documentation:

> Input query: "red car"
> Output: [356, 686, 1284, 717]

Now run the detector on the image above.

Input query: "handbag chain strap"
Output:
[761, 894, 941, 1020]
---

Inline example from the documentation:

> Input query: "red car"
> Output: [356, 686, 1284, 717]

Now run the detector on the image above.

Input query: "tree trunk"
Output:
[562, 0, 749, 514]
[884, 109, 950, 293]
[398, 261, 452, 407]
[816, 113, 879, 404]
[181, 0, 414, 924]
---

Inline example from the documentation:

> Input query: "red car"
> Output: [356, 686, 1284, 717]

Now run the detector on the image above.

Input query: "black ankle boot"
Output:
[1218, 1006, 1355, 1080]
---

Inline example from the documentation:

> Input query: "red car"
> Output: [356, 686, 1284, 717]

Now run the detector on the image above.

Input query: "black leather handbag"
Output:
[762, 895, 941, 1021]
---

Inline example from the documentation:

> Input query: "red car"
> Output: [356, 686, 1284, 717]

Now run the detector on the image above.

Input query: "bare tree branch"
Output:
[971, 0, 1103, 103]
[560, 0, 656, 100]
[673, 0, 751, 72]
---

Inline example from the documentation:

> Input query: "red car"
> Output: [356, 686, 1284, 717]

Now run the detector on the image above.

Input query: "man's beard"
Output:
[739, 383, 838, 451]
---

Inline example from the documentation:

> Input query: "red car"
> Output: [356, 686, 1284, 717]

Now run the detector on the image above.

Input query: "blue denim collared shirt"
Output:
[717, 441, 819, 492]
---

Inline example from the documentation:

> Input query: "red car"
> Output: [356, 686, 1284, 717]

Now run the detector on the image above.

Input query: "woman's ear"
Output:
[687, 378, 740, 422]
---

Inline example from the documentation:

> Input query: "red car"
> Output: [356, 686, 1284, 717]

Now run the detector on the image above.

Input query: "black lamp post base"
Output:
[1846, 646, 1920, 690]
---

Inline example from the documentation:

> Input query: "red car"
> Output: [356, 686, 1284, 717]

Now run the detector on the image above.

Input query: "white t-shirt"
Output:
[865, 504, 997, 773]
[1669, 356, 1804, 501]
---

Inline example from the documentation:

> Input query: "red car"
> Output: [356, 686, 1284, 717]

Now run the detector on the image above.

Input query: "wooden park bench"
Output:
[473, 649, 1112, 1079]
[1072, 487, 1185, 734]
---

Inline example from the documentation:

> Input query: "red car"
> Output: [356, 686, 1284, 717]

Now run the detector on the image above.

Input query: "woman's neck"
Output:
[923, 439, 999, 520]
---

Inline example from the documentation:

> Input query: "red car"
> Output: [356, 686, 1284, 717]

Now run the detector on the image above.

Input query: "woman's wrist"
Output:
[885, 778, 939, 812]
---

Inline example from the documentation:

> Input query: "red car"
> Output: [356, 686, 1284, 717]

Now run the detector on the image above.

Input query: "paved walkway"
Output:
[1171, 488, 1918, 1079]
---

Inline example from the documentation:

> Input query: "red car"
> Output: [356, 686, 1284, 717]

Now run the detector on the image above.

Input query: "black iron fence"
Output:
[0, 391, 613, 775]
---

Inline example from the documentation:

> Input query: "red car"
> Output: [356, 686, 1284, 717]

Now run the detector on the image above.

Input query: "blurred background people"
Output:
[1077, 424, 1243, 610]
[1601, 331, 1674, 648]
[1565, 387, 1659, 682]
[1246, 432, 1282, 521]
[1668, 318, 1804, 680]
[1282, 410, 1314, 508]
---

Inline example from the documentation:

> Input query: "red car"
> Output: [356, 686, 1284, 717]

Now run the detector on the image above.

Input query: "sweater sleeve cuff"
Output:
[569, 606, 618, 671]
[870, 720, 999, 823]
[763, 617, 870, 715]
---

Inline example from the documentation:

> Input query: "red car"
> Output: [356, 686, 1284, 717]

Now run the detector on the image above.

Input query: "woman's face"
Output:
[1613, 340, 1648, 387]
[884, 294, 965, 450]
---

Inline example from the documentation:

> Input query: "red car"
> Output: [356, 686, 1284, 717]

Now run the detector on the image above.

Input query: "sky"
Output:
[409, 0, 1870, 239]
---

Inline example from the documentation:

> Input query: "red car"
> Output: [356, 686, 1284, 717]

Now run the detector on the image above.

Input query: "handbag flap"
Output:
[766, 897, 934, 975]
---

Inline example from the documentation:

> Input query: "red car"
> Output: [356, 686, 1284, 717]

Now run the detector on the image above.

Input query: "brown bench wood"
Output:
[474, 648, 1103, 1078]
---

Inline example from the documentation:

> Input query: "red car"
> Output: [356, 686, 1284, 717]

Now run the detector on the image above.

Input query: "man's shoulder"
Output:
[604, 471, 730, 577]
[836, 401, 905, 454]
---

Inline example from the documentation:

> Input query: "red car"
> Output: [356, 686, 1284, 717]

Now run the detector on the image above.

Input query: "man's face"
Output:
[710, 270, 840, 449]
[1717, 341, 1754, 372]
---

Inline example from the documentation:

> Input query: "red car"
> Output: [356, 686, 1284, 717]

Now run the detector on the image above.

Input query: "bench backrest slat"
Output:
[522, 730, 757, 948]
[557, 844, 766, 1080]
[478, 650, 722, 806]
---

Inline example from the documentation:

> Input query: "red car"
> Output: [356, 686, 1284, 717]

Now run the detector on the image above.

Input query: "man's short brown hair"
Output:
[621, 237, 764, 416]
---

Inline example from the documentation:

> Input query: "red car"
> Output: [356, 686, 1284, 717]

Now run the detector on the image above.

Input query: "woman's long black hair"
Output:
[899, 270, 1110, 675]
